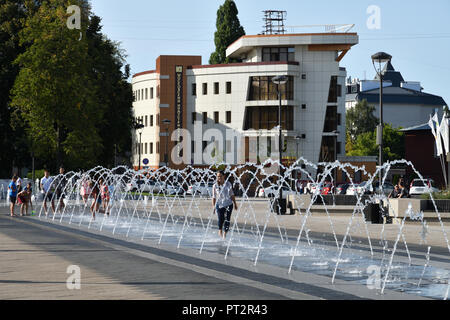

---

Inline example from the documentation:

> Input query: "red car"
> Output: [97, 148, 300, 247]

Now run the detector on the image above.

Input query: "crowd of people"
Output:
[7, 167, 111, 220]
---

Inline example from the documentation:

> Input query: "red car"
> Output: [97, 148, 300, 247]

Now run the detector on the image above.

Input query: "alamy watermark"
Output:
[66, 265, 81, 290]
[66, 5, 82, 40]
[366, 265, 381, 290]
[367, 5, 381, 30]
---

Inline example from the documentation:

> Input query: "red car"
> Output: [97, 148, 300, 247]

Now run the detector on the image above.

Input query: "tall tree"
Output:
[346, 99, 379, 143]
[209, 0, 245, 65]
[0, 0, 33, 177]
[86, 15, 133, 168]
[346, 123, 405, 162]
[10, 0, 102, 169]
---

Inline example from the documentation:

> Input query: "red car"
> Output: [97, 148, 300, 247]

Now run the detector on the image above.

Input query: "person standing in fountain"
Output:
[55, 167, 67, 213]
[41, 169, 55, 216]
[8, 176, 18, 217]
[99, 178, 110, 216]
[212, 171, 238, 239]
[89, 181, 101, 220]
[17, 183, 33, 216]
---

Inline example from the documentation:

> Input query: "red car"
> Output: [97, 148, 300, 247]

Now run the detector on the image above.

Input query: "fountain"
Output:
[30, 158, 450, 300]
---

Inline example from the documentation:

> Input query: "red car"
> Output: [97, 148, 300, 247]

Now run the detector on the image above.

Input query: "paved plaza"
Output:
[1, 198, 449, 301]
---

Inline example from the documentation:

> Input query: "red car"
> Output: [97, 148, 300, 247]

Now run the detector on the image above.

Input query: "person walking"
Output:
[8, 176, 18, 217]
[41, 169, 55, 216]
[212, 171, 238, 239]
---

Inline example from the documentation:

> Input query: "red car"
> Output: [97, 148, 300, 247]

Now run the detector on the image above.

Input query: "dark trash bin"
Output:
[363, 203, 384, 224]
[271, 198, 287, 215]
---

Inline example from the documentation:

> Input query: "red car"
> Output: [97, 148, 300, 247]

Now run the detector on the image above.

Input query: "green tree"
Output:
[86, 15, 133, 168]
[346, 123, 405, 162]
[346, 99, 379, 143]
[10, 0, 102, 169]
[209, 0, 245, 65]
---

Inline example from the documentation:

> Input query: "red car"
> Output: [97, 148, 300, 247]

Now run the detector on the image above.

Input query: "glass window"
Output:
[203, 112, 207, 124]
[323, 106, 338, 132]
[150, 143, 154, 154]
[192, 83, 197, 96]
[202, 83, 207, 95]
[145, 88, 148, 100]
[244, 106, 294, 131]
[328, 76, 338, 103]
[192, 112, 197, 124]
[226, 111, 231, 124]
[214, 82, 219, 95]
[248, 76, 294, 101]
[226, 82, 232, 94]
[214, 112, 219, 123]
[150, 115, 154, 127]
[150, 88, 154, 99]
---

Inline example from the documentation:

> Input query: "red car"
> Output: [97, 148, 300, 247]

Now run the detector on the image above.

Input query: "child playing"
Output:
[89, 181, 101, 220]
[17, 183, 33, 216]
[99, 178, 110, 216]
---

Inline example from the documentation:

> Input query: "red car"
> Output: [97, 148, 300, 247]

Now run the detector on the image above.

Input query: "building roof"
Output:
[401, 123, 431, 132]
[374, 61, 405, 87]
[350, 86, 446, 105]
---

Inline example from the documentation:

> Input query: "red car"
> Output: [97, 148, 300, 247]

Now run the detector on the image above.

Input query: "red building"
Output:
[402, 123, 447, 189]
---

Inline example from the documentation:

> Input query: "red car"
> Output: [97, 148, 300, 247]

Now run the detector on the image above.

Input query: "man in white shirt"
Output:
[40, 169, 55, 215]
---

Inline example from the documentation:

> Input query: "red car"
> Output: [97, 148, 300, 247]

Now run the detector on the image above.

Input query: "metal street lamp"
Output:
[162, 119, 172, 167]
[134, 119, 145, 171]
[372, 52, 392, 194]
[272, 75, 288, 215]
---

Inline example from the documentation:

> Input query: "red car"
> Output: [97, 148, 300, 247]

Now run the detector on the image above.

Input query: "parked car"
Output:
[258, 185, 296, 199]
[336, 183, 349, 195]
[165, 184, 185, 196]
[372, 181, 395, 196]
[346, 182, 372, 195]
[187, 182, 214, 197]
[320, 182, 335, 195]
[409, 179, 439, 196]
[126, 180, 165, 193]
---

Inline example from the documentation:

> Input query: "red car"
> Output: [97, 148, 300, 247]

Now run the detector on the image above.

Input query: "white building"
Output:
[131, 32, 359, 177]
[346, 60, 447, 129]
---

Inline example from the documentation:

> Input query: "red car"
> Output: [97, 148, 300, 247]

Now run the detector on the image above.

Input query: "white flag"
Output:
[440, 115, 449, 155]
[428, 115, 437, 138]
[433, 113, 443, 156]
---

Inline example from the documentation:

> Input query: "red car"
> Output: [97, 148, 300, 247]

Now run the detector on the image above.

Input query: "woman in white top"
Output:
[212, 171, 238, 239]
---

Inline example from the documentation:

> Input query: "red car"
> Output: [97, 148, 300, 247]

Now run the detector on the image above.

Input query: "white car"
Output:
[126, 180, 165, 193]
[346, 182, 372, 196]
[187, 182, 214, 197]
[258, 185, 295, 199]
[409, 179, 439, 196]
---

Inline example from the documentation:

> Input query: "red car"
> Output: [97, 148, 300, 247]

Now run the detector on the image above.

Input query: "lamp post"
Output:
[371, 52, 392, 194]
[332, 130, 340, 185]
[272, 75, 288, 214]
[162, 119, 171, 167]
[134, 119, 145, 171]
[295, 135, 301, 190]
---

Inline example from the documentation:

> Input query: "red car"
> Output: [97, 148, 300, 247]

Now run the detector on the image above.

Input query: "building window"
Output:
[214, 112, 219, 124]
[157, 114, 160, 126]
[337, 113, 342, 126]
[150, 143, 154, 154]
[328, 76, 338, 103]
[203, 112, 208, 124]
[319, 136, 336, 162]
[214, 82, 219, 95]
[244, 106, 294, 131]
[156, 142, 160, 154]
[302, 104, 307, 109]
[150, 87, 154, 99]
[191, 141, 195, 153]
[323, 106, 338, 132]
[202, 141, 208, 151]
[192, 112, 197, 124]
[226, 82, 232, 94]
[301, 74, 306, 80]
[337, 141, 342, 155]
[145, 88, 148, 100]
[248, 76, 294, 101]
[192, 83, 196, 96]
[150, 115, 154, 127]
[226, 111, 231, 124]
[262, 47, 295, 62]
[145, 116, 148, 127]
[145, 143, 148, 154]
[202, 83, 207, 95]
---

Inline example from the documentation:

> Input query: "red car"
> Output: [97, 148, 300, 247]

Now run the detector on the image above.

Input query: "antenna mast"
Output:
[262, 10, 287, 35]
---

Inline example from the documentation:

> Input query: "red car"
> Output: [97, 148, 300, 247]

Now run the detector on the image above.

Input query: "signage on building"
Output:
[143, 158, 149, 165]
[175, 66, 183, 157]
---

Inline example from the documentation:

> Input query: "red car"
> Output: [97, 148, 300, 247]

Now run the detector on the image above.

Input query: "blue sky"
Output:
[90, 0, 450, 107]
